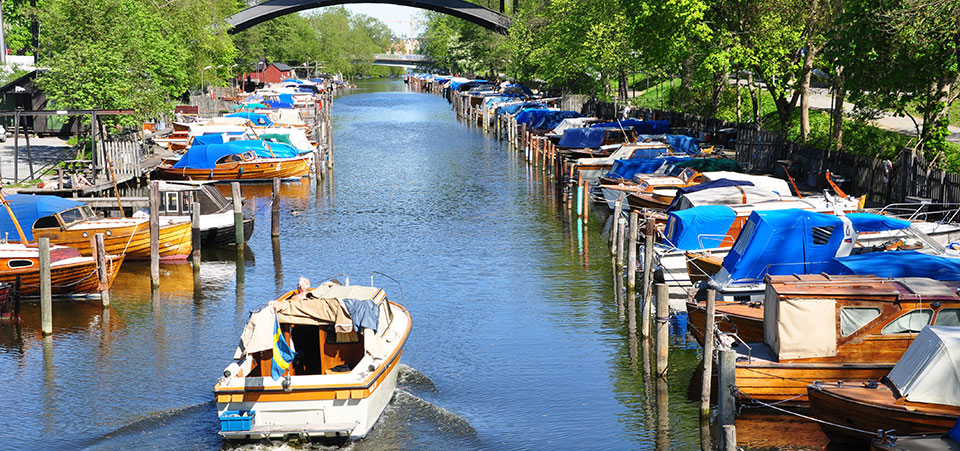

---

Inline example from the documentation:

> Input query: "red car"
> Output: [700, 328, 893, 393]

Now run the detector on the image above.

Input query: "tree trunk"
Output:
[748, 73, 759, 126]
[736, 73, 743, 122]
[619, 67, 628, 101]
[799, 46, 817, 142]
[711, 69, 728, 118]
[831, 66, 845, 151]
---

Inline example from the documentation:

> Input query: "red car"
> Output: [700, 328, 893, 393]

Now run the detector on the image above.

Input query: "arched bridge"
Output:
[226, 0, 513, 34]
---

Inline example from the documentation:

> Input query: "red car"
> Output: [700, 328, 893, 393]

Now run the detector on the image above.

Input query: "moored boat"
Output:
[214, 277, 412, 441]
[155, 139, 312, 182]
[808, 326, 960, 446]
[146, 181, 255, 246]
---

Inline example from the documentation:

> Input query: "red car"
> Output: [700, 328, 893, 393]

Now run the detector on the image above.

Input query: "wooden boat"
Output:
[720, 275, 960, 405]
[155, 139, 312, 182]
[0, 194, 192, 260]
[808, 326, 960, 446]
[150, 181, 254, 246]
[0, 242, 123, 297]
[214, 277, 412, 441]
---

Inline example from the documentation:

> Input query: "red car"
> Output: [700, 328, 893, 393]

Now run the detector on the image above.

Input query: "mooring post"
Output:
[717, 348, 737, 446]
[700, 288, 718, 451]
[149, 181, 160, 289]
[627, 212, 638, 333]
[232, 182, 244, 245]
[191, 201, 201, 270]
[641, 215, 655, 338]
[582, 179, 590, 222]
[656, 283, 670, 377]
[722, 425, 737, 451]
[271, 178, 281, 237]
[39, 237, 52, 335]
[576, 174, 584, 217]
[95, 233, 110, 307]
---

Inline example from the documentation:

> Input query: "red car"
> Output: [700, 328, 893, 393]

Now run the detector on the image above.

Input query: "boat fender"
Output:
[950, 242, 960, 250]
[210, 170, 214, 179]
[238, 167, 243, 176]
[223, 362, 240, 378]
[282, 375, 293, 392]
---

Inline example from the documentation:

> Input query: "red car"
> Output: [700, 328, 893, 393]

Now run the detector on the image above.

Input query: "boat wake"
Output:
[390, 389, 477, 437]
[396, 363, 437, 393]
[81, 400, 219, 449]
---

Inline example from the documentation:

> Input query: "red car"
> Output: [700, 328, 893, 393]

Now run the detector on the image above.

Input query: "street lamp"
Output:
[201, 65, 212, 93]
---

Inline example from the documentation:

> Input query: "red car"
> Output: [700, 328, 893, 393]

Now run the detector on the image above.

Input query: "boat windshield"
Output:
[59, 207, 86, 226]
[81, 205, 97, 220]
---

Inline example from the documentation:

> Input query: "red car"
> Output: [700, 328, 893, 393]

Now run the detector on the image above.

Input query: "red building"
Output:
[241, 63, 295, 85]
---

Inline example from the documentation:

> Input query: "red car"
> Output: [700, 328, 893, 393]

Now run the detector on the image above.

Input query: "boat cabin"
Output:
[155, 182, 234, 217]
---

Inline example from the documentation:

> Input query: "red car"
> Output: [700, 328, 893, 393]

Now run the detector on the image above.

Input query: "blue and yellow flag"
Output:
[271, 315, 295, 381]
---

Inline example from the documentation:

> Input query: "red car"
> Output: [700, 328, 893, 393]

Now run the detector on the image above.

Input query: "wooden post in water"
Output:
[641, 215, 655, 338]
[700, 288, 717, 451]
[271, 178, 281, 237]
[582, 179, 590, 222]
[232, 182, 244, 245]
[627, 212, 638, 333]
[656, 283, 669, 377]
[95, 233, 110, 307]
[149, 181, 160, 289]
[722, 425, 737, 451]
[717, 348, 737, 448]
[191, 202, 201, 270]
[39, 237, 52, 335]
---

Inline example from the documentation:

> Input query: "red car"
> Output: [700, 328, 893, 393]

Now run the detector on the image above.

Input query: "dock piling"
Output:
[271, 178, 281, 237]
[231, 182, 244, 245]
[39, 237, 52, 335]
[700, 288, 718, 450]
[95, 233, 110, 307]
[191, 201, 201, 269]
[627, 212, 638, 333]
[722, 425, 737, 451]
[641, 215, 655, 338]
[717, 349, 737, 445]
[656, 283, 669, 377]
[149, 181, 160, 289]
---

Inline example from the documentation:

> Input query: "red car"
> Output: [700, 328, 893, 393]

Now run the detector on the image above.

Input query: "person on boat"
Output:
[289, 277, 311, 300]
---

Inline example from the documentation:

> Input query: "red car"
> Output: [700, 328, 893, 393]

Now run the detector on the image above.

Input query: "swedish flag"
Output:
[271, 315, 295, 380]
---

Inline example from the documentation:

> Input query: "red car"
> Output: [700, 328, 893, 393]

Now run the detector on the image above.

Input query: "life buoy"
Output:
[882, 160, 893, 183]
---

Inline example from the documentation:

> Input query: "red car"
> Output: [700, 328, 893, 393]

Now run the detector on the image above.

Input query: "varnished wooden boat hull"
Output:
[736, 360, 895, 404]
[155, 156, 312, 181]
[686, 300, 765, 345]
[808, 385, 960, 446]
[35, 221, 193, 260]
[685, 252, 724, 285]
[0, 254, 124, 297]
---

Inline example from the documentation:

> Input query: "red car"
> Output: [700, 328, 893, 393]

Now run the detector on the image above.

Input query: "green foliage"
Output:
[420, 11, 505, 77]
[2, 0, 36, 54]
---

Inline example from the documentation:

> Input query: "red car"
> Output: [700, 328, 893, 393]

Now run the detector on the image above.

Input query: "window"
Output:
[840, 307, 881, 336]
[812, 226, 835, 245]
[881, 309, 933, 334]
[181, 192, 192, 213]
[165, 192, 179, 214]
[666, 217, 677, 243]
[8, 259, 33, 268]
[732, 220, 757, 254]
[215, 154, 242, 165]
[934, 308, 960, 327]
[59, 208, 84, 226]
[34, 215, 61, 229]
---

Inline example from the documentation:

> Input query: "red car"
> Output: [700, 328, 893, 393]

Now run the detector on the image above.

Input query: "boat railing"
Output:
[697, 234, 733, 250]
[370, 271, 402, 325]
[875, 202, 960, 224]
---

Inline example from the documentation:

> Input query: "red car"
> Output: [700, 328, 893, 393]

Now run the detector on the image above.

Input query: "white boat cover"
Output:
[550, 118, 598, 135]
[887, 326, 960, 406]
[672, 185, 783, 210]
[701, 172, 793, 196]
[763, 285, 838, 360]
[205, 117, 250, 126]
[267, 109, 305, 126]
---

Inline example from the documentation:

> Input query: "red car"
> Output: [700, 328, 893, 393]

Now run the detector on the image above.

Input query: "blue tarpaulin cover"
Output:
[604, 157, 692, 180]
[665, 205, 737, 250]
[557, 128, 609, 149]
[172, 140, 299, 169]
[636, 134, 700, 154]
[263, 100, 294, 109]
[225, 112, 273, 126]
[505, 83, 534, 96]
[500, 103, 546, 115]
[0, 194, 84, 241]
[515, 109, 584, 130]
[593, 119, 670, 135]
[666, 179, 754, 211]
[278, 94, 295, 104]
[721, 209, 846, 283]
[484, 96, 521, 108]
[341, 298, 380, 333]
[830, 251, 960, 281]
[845, 213, 911, 232]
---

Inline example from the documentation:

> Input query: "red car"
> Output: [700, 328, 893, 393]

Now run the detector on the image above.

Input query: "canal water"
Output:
[0, 79, 819, 450]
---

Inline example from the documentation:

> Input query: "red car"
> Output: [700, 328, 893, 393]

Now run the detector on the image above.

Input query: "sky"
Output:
[341, 4, 425, 38]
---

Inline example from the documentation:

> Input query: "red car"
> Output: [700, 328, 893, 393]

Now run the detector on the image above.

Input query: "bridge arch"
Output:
[226, 0, 512, 34]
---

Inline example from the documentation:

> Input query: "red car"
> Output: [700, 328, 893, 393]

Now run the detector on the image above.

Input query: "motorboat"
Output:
[140, 181, 254, 246]
[214, 277, 412, 441]
[155, 139, 313, 182]
[808, 326, 960, 446]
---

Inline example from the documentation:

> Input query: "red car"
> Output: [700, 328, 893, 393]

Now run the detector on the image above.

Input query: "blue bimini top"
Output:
[604, 157, 691, 180]
[664, 205, 738, 251]
[830, 251, 960, 281]
[0, 194, 85, 241]
[225, 112, 273, 126]
[557, 128, 608, 149]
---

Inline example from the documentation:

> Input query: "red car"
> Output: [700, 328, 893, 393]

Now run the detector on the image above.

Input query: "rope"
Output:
[121, 221, 140, 256]
[737, 390, 882, 439]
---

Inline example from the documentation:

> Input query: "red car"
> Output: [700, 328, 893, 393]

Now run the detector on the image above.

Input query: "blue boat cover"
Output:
[593, 119, 670, 136]
[282, 78, 302, 84]
[830, 251, 960, 281]
[225, 112, 273, 126]
[263, 100, 294, 109]
[484, 95, 522, 108]
[240, 103, 268, 111]
[558, 128, 609, 149]
[505, 83, 534, 96]
[172, 140, 299, 169]
[0, 194, 84, 241]
[665, 205, 737, 250]
[666, 179, 755, 211]
[278, 94, 295, 105]
[721, 209, 846, 283]
[845, 213, 911, 232]
[500, 102, 546, 116]
[636, 134, 700, 154]
[604, 157, 692, 180]
[341, 298, 380, 333]
[515, 109, 583, 130]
